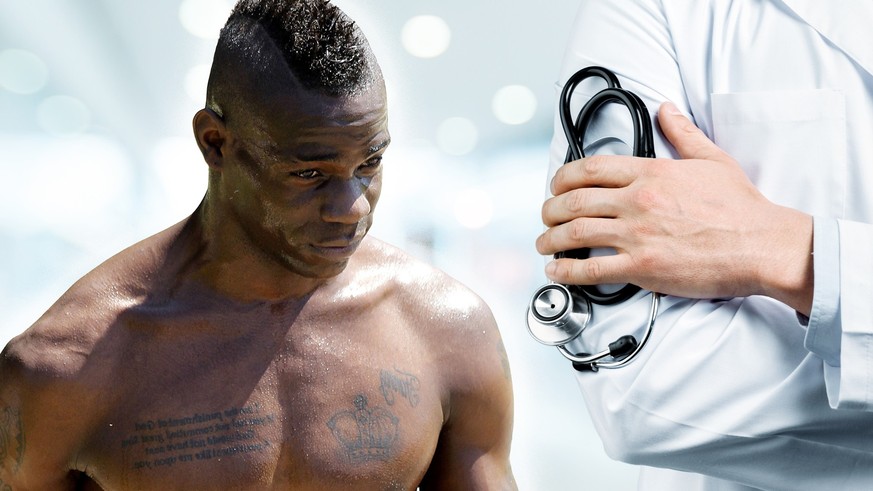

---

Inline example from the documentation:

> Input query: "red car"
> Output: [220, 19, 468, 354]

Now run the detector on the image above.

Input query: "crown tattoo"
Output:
[327, 395, 399, 463]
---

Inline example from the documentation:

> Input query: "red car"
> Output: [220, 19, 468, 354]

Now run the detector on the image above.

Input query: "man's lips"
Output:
[310, 238, 363, 258]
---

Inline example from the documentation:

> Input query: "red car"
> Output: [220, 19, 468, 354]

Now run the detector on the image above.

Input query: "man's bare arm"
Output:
[418, 300, 516, 491]
[0, 336, 83, 490]
[0, 389, 26, 490]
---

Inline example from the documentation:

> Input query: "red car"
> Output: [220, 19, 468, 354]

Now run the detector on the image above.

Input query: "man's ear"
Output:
[192, 108, 227, 170]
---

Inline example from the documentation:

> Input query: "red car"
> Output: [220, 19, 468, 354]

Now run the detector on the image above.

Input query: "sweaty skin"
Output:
[0, 67, 515, 489]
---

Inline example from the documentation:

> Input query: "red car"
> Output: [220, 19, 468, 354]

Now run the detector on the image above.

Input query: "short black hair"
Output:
[206, 0, 379, 117]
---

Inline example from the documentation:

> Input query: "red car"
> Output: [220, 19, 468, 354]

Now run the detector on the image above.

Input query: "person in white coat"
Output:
[535, 0, 873, 489]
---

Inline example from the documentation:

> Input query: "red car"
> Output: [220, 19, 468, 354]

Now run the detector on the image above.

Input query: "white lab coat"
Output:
[548, 1, 873, 489]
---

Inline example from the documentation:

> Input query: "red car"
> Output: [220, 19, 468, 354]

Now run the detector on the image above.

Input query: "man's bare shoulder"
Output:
[351, 237, 494, 327]
[353, 239, 514, 486]
[349, 238, 508, 377]
[3, 220, 187, 384]
[0, 226, 156, 482]
[0, 223, 170, 487]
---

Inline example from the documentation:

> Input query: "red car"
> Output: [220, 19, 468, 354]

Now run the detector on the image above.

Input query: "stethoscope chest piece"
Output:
[526, 65, 660, 372]
[526, 283, 592, 346]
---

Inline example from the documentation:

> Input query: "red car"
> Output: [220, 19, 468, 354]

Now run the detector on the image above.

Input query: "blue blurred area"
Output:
[0, 1, 639, 488]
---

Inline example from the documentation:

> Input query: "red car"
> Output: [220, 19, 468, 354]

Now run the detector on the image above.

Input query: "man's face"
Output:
[217, 81, 390, 280]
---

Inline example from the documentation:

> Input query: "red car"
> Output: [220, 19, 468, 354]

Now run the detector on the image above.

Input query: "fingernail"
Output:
[545, 261, 557, 277]
[663, 101, 682, 116]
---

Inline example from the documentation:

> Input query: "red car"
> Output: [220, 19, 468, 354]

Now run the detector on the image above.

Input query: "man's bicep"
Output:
[0, 399, 27, 486]
[1, 344, 30, 480]
[0, 345, 78, 490]
[419, 397, 516, 491]
[420, 448, 515, 491]
[420, 315, 516, 490]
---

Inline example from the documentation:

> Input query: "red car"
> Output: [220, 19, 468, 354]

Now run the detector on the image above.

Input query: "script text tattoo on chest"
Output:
[122, 403, 276, 471]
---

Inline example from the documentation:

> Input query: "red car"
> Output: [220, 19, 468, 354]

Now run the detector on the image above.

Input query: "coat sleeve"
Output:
[807, 217, 873, 409]
[549, 0, 873, 487]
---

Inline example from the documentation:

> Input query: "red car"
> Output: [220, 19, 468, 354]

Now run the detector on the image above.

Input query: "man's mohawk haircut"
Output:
[223, 0, 372, 95]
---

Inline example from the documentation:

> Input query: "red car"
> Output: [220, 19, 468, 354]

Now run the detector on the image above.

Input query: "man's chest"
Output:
[76, 314, 444, 489]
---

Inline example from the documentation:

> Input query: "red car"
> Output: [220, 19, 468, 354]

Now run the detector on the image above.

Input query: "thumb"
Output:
[658, 101, 731, 162]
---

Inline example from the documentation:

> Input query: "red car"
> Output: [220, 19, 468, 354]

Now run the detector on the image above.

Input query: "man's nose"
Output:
[321, 178, 371, 224]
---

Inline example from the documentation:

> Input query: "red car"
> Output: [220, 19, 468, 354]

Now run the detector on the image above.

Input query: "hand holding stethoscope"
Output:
[527, 66, 661, 372]
[529, 65, 814, 370]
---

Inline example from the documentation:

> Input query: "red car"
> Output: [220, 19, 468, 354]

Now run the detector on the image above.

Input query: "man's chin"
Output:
[280, 254, 351, 281]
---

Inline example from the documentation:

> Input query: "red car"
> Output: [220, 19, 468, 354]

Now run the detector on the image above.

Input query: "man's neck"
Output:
[178, 201, 338, 304]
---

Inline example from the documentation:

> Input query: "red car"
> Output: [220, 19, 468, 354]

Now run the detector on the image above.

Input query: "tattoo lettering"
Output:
[327, 395, 399, 464]
[122, 403, 274, 471]
[379, 368, 420, 407]
[0, 406, 25, 472]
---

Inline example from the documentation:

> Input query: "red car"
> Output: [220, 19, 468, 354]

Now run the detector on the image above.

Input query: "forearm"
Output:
[755, 204, 813, 316]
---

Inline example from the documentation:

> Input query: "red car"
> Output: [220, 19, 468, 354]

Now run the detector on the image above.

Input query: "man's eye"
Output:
[360, 156, 383, 171]
[290, 169, 322, 179]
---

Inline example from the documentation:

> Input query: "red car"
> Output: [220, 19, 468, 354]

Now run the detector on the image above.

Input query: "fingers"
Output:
[544, 255, 628, 286]
[550, 155, 640, 196]
[536, 217, 622, 256]
[541, 187, 624, 226]
[658, 102, 732, 163]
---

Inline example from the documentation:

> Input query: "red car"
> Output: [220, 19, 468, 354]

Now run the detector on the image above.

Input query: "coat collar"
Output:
[780, 0, 873, 77]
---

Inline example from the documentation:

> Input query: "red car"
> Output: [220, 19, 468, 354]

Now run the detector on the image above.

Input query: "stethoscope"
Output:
[526, 66, 661, 372]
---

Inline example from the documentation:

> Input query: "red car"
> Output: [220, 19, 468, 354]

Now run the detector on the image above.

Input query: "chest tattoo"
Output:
[327, 394, 399, 464]
[379, 367, 421, 408]
[0, 405, 25, 473]
[122, 403, 276, 471]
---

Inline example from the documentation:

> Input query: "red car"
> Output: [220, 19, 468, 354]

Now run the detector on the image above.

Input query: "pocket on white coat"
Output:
[712, 89, 847, 217]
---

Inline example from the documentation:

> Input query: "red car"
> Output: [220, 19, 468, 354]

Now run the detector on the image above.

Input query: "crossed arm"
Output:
[536, 102, 814, 315]
[533, 0, 873, 486]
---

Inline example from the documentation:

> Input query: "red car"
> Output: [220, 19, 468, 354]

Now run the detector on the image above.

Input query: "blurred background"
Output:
[0, 0, 639, 488]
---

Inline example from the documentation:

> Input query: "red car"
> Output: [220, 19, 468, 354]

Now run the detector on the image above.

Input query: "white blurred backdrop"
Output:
[0, 0, 639, 488]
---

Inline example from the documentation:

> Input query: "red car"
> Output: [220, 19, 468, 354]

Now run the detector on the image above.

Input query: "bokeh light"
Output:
[0, 49, 48, 94]
[492, 84, 538, 125]
[401, 15, 451, 58]
[453, 187, 494, 229]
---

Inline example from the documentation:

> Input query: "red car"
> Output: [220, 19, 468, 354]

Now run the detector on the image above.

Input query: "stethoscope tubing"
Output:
[557, 66, 655, 305]
[527, 65, 661, 371]
[557, 292, 660, 369]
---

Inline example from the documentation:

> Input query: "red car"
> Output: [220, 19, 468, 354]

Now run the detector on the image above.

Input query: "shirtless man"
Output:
[0, 1, 516, 489]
